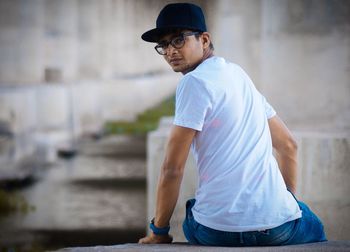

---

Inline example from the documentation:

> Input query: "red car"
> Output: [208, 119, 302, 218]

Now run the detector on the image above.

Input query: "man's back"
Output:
[174, 56, 301, 232]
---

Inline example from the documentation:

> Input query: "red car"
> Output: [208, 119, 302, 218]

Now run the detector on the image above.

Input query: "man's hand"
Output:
[138, 232, 173, 244]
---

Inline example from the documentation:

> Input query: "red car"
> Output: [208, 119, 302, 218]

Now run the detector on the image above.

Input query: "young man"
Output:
[139, 3, 326, 246]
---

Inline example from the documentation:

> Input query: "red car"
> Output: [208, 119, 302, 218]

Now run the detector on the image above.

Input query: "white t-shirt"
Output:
[174, 56, 302, 232]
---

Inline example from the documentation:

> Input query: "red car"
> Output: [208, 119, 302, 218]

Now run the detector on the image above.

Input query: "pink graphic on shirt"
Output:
[200, 172, 210, 183]
[210, 119, 222, 128]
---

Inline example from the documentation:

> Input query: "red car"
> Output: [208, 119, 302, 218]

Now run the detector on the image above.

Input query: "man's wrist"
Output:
[149, 218, 170, 235]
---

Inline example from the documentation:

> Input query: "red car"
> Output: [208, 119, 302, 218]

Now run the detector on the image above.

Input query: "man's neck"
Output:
[181, 49, 214, 75]
[202, 49, 214, 62]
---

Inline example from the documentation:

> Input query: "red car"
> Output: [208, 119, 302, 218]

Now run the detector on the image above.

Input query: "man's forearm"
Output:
[275, 152, 298, 194]
[154, 168, 184, 228]
[151, 125, 195, 230]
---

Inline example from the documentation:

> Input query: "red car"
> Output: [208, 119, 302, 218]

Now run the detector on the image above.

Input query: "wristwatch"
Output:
[149, 218, 170, 235]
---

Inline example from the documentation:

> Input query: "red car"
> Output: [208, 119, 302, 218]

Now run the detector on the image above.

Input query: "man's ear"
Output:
[201, 32, 211, 49]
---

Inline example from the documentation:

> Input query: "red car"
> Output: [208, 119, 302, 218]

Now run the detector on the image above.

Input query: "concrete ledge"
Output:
[56, 241, 350, 252]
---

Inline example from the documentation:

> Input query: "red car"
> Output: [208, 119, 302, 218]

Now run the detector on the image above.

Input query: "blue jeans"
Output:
[182, 197, 327, 246]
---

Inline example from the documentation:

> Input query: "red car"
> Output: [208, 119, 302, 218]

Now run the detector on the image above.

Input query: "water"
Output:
[0, 136, 147, 251]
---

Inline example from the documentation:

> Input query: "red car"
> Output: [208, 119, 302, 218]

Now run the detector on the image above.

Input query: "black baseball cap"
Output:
[141, 3, 207, 43]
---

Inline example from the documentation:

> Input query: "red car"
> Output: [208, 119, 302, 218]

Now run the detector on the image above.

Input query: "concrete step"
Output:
[0, 135, 13, 155]
[1, 156, 146, 231]
[78, 135, 146, 158]
[49, 155, 146, 182]
[0, 156, 39, 188]
[55, 241, 350, 252]
[1, 135, 148, 250]
[1, 228, 145, 251]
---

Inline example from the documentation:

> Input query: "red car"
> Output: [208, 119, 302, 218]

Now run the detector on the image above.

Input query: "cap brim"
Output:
[141, 26, 203, 43]
[141, 28, 163, 43]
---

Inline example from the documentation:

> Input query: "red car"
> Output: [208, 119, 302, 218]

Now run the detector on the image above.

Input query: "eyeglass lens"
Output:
[155, 32, 199, 55]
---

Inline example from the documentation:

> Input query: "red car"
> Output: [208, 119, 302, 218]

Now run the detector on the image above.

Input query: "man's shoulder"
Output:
[176, 69, 214, 97]
[199, 57, 245, 74]
[177, 57, 249, 92]
[188, 57, 247, 82]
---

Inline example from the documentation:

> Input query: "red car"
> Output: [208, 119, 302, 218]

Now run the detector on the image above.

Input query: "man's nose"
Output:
[166, 44, 178, 56]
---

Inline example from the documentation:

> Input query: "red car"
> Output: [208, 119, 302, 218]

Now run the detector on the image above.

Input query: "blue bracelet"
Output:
[149, 218, 170, 235]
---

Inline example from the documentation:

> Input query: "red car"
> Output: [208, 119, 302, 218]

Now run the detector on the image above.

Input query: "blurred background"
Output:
[0, 0, 349, 251]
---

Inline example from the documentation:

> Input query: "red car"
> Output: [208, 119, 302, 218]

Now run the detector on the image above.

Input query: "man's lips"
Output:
[169, 58, 182, 65]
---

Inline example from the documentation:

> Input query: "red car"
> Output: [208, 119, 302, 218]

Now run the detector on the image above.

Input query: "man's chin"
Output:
[169, 63, 189, 74]
[171, 67, 183, 73]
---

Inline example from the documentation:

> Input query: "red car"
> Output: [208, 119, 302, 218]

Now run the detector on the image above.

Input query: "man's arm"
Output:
[139, 125, 196, 244]
[268, 115, 298, 194]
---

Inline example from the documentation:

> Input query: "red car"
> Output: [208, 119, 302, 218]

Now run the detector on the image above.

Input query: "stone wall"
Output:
[296, 132, 350, 240]
[211, 0, 350, 133]
[0, 73, 178, 165]
[0, 0, 187, 164]
[0, 0, 348, 135]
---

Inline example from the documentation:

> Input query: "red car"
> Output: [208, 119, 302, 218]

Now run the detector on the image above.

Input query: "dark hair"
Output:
[194, 32, 214, 51]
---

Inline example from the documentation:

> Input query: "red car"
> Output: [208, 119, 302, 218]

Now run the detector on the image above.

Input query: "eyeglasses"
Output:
[154, 31, 200, 55]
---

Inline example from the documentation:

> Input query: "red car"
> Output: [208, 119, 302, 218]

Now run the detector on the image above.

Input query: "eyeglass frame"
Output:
[154, 31, 201, 55]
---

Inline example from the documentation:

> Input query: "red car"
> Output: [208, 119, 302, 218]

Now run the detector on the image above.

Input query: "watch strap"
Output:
[149, 218, 170, 235]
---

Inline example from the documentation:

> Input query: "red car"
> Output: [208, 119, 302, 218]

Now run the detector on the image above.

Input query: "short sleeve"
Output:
[174, 75, 212, 131]
[262, 95, 276, 119]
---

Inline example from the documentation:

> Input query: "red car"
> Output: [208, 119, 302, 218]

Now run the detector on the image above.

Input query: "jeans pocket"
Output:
[257, 221, 296, 246]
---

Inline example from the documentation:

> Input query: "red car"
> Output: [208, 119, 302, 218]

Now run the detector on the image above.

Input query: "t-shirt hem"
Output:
[192, 211, 302, 232]
[267, 111, 277, 119]
[173, 118, 202, 131]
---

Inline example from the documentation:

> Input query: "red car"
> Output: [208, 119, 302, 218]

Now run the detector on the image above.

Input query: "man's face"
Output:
[157, 30, 205, 74]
